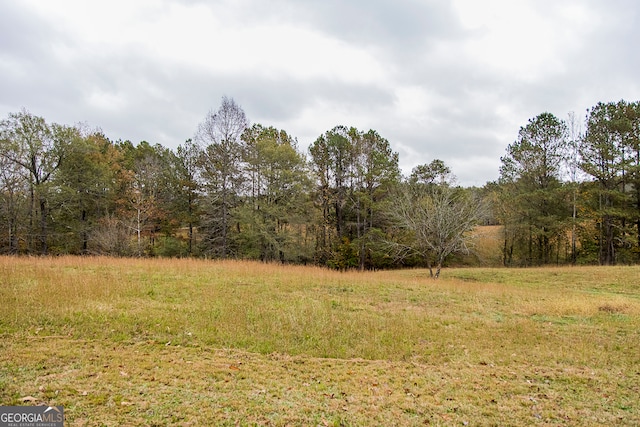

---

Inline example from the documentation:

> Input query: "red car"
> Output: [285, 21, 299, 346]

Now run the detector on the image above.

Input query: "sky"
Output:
[1, 0, 639, 186]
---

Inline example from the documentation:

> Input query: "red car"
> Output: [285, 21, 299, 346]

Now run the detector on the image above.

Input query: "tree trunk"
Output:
[8, 217, 17, 254]
[221, 189, 228, 259]
[572, 188, 577, 264]
[29, 183, 35, 252]
[426, 258, 433, 278]
[81, 209, 88, 254]
[39, 197, 48, 255]
[137, 207, 142, 257]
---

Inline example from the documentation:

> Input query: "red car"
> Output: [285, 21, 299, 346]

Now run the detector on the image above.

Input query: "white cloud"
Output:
[454, 0, 565, 79]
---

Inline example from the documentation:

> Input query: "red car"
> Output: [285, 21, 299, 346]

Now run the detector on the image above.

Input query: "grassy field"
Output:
[1, 256, 639, 426]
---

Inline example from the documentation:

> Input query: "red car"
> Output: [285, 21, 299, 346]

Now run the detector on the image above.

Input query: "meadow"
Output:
[1, 256, 639, 426]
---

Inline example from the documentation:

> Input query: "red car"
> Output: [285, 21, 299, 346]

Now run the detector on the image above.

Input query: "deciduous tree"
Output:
[390, 165, 485, 277]
[195, 97, 248, 258]
[0, 110, 76, 254]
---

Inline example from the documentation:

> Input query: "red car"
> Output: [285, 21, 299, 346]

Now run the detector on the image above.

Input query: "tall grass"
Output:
[2, 257, 640, 425]
[2, 257, 639, 365]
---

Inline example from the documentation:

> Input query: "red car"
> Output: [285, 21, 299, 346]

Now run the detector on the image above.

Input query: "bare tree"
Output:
[390, 169, 486, 278]
[91, 215, 134, 256]
[195, 97, 248, 258]
[566, 111, 584, 264]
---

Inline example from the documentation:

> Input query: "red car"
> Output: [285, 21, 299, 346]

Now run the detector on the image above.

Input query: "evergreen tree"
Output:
[51, 131, 118, 254]
[309, 126, 400, 269]
[237, 124, 313, 262]
[195, 97, 248, 258]
[499, 112, 570, 265]
[175, 139, 202, 256]
[580, 101, 640, 264]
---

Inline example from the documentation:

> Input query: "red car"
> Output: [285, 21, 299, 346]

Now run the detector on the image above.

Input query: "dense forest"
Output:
[1, 98, 639, 270]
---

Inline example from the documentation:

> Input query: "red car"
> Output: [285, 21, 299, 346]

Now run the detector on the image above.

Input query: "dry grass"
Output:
[1, 257, 639, 425]
[465, 225, 504, 266]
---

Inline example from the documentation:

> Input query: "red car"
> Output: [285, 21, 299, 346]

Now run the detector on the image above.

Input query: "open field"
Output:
[1, 256, 639, 426]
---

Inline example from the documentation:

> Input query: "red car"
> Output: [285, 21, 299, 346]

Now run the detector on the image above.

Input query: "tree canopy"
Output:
[2, 98, 640, 271]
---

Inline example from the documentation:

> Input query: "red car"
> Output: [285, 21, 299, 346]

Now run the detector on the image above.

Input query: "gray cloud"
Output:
[0, 2, 51, 55]
[284, 0, 463, 45]
[1, 0, 640, 186]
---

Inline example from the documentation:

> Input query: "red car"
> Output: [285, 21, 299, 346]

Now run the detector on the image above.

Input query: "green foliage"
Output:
[174, 139, 201, 256]
[410, 159, 452, 185]
[579, 100, 640, 265]
[498, 112, 571, 266]
[195, 97, 249, 258]
[309, 126, 400, 269]
[4, 99, 640, 268]
[0, 109, 78, 254]
[327, 237, 359, 270]
[155, 236, 189, 258]
[235, 124, 313, 263]
[50, 131, 118, 254]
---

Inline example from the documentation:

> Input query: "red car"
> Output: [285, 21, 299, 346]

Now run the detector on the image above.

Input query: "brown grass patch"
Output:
[1, 257, 639, 425]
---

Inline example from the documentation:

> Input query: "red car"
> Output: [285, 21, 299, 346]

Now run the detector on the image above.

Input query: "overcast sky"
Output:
[1, 0, 639, 186]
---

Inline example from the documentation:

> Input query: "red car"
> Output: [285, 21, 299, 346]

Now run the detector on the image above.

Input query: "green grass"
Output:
[1, 257, 639, 425]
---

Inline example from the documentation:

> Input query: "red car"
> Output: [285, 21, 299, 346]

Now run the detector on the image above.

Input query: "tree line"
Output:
[496, 100, 640, 266]
[1, 97, 639, 269]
